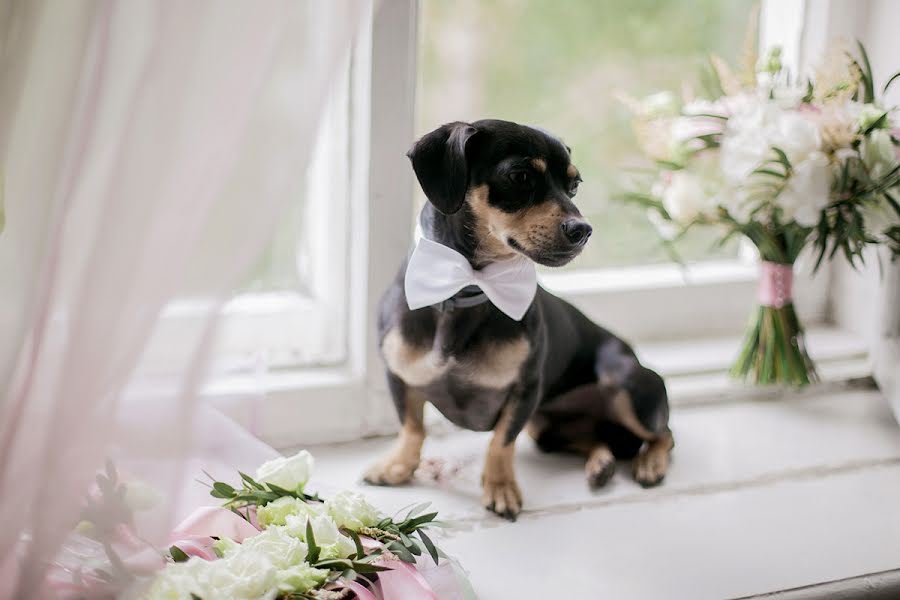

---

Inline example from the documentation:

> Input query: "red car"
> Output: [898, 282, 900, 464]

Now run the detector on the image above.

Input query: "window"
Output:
[417, 0, 758, 269]
[192, 0, 830, 446]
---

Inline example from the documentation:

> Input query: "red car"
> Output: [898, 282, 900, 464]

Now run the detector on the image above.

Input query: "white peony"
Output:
[720, 99, 821, 181]
[325, 491, 383, 531]
[255, 450, 313, 492]
[284, 514, 356, 560]
[257, 496, 325, 528]
[777, 152, 831, 226]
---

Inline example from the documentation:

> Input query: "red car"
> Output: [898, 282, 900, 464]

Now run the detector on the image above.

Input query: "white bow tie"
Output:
[404, 237, 537, 321]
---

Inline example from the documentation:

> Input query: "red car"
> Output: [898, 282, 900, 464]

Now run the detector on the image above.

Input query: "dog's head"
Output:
[408, 119, 591, 267]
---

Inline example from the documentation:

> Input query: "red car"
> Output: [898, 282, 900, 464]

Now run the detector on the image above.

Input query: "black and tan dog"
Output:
[364, 119, 673, 520]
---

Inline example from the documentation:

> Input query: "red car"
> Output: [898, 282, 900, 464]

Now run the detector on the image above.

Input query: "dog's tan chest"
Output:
[381, 327, 530, 389]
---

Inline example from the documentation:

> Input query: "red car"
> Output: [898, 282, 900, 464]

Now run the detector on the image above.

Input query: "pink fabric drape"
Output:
[0, 1, 365, 597]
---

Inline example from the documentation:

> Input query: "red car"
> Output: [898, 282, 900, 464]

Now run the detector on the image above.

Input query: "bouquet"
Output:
[620, 42, 900, 385]
[143, 450, 472, 599]
[44, 452, 471, 599]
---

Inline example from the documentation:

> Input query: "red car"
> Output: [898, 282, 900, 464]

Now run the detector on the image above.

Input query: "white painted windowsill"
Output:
[278, 327, 899, 599]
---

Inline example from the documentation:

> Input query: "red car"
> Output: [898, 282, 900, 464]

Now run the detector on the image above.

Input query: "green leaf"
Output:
[264, 482, 294, 496]
[417, 528, 440, 565]
[212, 482, 235, 497]
[655, 159, 685, 171]
[351, 562, 392, 574]
[386, 541, 416, 563]
[239, 472, 265, 491]
[403, 512, 439, 530]
[347, 529, 366, 560]
[856, 40, 875, 103]
[863, 112, 889, 135]
[306, 519, 320, 564]
[770, 146, 792, 171]
[170, 546, 190, 563]
[884, 70, 900, 94]
[752, 168, 786, 179]
[406, 502, 432, 520]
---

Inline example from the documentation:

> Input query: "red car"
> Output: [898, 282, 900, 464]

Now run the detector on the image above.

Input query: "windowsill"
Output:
[203, 325, 872, 431]
[540, 258, 758, 295]
[299, 385, 899, 599]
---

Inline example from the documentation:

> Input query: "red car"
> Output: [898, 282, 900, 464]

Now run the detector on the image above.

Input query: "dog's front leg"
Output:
[364, 374, 425, 486]
[482, 384, 538, 521]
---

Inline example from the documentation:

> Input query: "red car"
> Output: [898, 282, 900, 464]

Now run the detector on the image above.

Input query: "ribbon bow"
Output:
[404, 237, 537, 321]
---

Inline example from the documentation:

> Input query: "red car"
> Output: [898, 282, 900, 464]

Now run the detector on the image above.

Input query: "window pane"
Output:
[417, 0, 757, 268]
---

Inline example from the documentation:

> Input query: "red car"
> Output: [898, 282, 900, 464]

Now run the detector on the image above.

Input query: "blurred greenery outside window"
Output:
[416, 0, 757, 269]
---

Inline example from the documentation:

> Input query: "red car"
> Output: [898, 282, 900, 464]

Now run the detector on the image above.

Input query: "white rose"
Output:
[325, 491, 383, 531]
[205, 551, 279, 600]
[276, 564, 329, 595]
[255, 450, 313, 492]
[284, 514, 356, 560]
[257, 496, 325, 528]
[239, 526, 309, 570]
[777, 152, 831, 226]
[861, 129, 899, 180]
[662, 171, 712, 224]
[144, 559, 208, 600]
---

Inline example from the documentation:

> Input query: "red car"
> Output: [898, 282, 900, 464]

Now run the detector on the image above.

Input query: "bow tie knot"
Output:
[404, 237, 537, 321]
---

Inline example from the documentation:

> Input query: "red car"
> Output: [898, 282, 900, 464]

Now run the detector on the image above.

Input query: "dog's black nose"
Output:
[561, 219, 592, 245]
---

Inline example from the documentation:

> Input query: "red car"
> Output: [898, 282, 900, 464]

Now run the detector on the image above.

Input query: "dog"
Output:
[364, 119, 673, 520]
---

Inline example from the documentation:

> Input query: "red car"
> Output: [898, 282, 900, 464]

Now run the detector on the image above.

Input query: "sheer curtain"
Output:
[0, 1, 365, 597]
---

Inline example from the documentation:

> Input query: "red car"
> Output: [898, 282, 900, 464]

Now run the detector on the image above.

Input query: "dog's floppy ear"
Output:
[407, 121, 479, 215]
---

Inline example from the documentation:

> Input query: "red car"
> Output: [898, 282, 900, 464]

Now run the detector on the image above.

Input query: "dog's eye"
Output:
[568, 180, 580, 196]
[509, 171, 531, 187]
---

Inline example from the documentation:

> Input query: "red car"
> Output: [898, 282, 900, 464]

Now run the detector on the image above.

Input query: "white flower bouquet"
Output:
[620, 42, 900, 385]
[141, 450, 472, 599]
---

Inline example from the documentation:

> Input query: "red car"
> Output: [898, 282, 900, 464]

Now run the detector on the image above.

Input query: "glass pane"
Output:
[417, 0, 757, 268]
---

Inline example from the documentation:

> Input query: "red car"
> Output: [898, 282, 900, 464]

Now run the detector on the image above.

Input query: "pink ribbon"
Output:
[758, 261, 793, 308]
[170, 506, 260, 542]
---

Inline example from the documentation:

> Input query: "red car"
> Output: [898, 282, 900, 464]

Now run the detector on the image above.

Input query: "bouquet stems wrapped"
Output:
[730, 261, 816, 385]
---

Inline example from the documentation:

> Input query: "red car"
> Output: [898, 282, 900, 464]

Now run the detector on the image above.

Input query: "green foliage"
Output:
[206, 471, 320, 510]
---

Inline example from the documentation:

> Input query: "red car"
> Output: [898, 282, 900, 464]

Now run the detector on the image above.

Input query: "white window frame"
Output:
[202, 0, 862, 448]
[205, 0, 419, 446]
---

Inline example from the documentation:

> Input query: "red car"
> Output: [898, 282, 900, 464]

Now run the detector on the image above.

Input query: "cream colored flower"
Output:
[255, 450, 313, 492]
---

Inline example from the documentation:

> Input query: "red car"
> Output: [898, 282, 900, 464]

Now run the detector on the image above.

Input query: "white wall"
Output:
[826, 0, 900, 418]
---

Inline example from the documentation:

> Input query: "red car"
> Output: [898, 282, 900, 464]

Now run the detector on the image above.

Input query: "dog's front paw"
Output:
[363, 456, 418, 486]
[585, 449, 616, 489]
[481, 478, 522, 521]
[633, 447, 668, 487]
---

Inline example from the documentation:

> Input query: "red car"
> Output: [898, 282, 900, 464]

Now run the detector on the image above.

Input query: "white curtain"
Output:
[0, 1, 365, 597]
